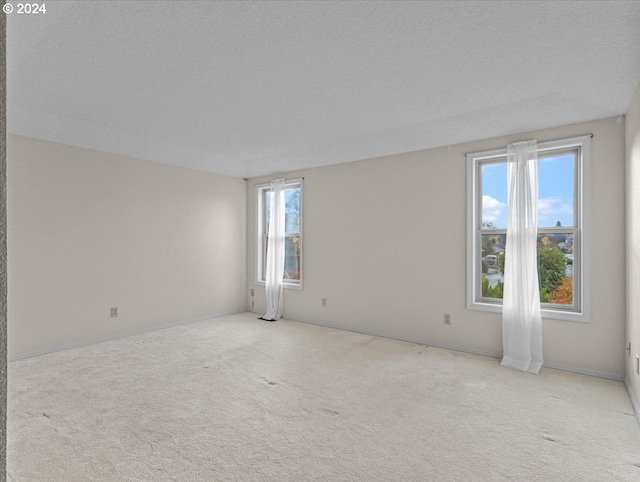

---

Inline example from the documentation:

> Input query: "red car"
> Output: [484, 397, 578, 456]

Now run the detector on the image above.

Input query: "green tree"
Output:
[548, 233, 567, 246]
[537, 248, 567, 294]
[495, 249, 565, 291]
[492, 248, 566, 300]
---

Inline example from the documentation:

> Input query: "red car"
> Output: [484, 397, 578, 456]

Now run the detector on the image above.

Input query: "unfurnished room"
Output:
[2, 1, 640, 480]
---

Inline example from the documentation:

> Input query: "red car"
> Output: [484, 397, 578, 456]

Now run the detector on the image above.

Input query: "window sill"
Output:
[468, 300, 589, 323]
[256, 281, 303, 291]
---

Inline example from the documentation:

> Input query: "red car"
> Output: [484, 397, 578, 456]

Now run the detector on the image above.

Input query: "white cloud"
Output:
[538, 197, 573, 223]
[482, 195, 506, 225]
[481, 196, 572, 227]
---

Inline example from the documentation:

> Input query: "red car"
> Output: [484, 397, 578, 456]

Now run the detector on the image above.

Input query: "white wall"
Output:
[8, 135, 246, 358]
[626, 83, 640, 406]
[247, 117, 626, 379]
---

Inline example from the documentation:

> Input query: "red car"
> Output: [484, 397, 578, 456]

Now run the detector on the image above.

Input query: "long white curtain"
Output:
[501, 140, 543, 374]
[263, 179, 285, 321]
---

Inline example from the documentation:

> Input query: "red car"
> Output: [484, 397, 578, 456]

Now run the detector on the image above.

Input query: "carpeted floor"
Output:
[7, 312, 640, 481]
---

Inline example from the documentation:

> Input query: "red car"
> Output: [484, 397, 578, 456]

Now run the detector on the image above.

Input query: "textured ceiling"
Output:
[7, 0, 640, 178]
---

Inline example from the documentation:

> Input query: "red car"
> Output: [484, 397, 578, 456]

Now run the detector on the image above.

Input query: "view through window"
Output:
[468, 136, 590, 321]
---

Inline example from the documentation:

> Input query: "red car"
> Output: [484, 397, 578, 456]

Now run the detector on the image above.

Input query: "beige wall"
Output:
[247, 117, 627, 379]
[8, 135, 246, 358]
[626, 83, 640, 407]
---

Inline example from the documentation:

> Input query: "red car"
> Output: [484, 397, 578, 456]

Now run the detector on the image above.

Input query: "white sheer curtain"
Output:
[262, 179, 285, 321]
[501, 140, 543, 374]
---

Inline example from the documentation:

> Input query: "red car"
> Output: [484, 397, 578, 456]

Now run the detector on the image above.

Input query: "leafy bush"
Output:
[482, 276, 504, 299]
[549, 277, 573, 304]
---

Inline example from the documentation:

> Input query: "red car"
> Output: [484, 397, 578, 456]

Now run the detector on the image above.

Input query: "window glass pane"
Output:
[481, 233, 505, 299]
[284, 236, 301, 281]
[537, 232, 573, 305]
[479, 232, 574, 305]
[263, 236, 301, 282]
[538, 153, 574, 228]
[284, 187, 300, 234]
[482, 154, 575, 229]
[264, 189, 271, 230]
[264, 187, 300, 233]
[481, 162, 507, 229]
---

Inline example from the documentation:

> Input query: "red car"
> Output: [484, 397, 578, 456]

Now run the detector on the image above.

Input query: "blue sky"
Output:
[482, 153, 574, 228]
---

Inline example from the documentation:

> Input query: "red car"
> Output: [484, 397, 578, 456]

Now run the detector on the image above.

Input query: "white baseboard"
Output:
[285, 314, 501, 358]
[18, 308, 626, 385]
[625, 379, 640, 425]
[9, 309, 244, 362]
[542, 362, 623, 382]
[278, 313, 624, 381]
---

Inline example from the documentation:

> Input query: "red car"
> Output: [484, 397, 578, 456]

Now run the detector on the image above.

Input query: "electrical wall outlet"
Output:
[110, 306, 119, 318]
[444, 313, 452, 325]
[322, 298, 327, 307]
[251, 300, 255, 309]
[250, 289, 255, 297]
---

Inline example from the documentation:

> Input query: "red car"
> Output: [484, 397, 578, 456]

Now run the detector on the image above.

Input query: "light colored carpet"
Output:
[7, 312, 640, 481]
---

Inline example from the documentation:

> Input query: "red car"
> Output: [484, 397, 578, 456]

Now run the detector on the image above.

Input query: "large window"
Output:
[466, 136, 591, 322]
[256, 179, 302, 288]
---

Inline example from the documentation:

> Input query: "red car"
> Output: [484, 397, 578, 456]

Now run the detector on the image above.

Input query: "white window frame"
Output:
[466, 135, 591, 322]
[256, 178, 303, 289]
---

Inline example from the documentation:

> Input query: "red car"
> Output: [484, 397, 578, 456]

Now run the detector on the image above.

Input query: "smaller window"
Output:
[256, 179, 303, 288]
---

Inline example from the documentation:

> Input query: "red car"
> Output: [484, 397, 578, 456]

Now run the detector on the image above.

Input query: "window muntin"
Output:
[467, 136, 590, 322]
[257, 180, 302, 288]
